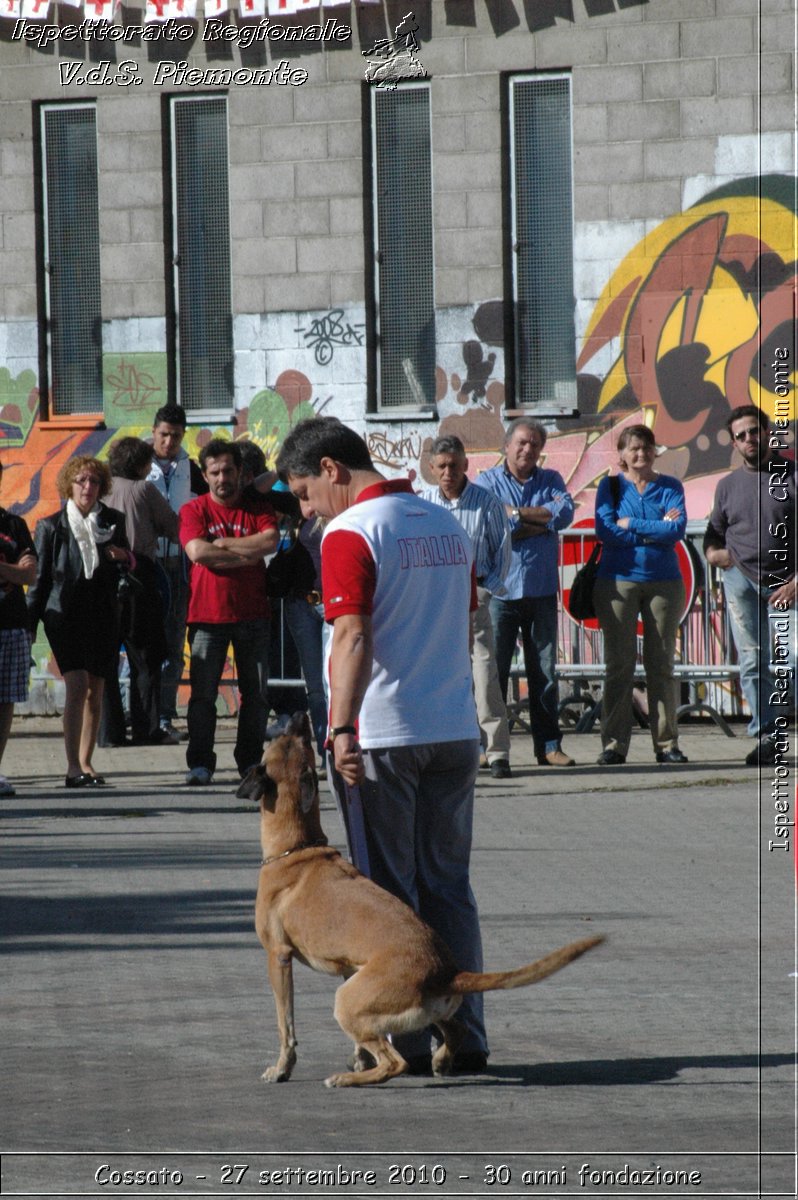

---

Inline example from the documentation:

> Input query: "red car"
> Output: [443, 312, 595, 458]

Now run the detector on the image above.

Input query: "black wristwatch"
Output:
[327, 725, 357, 742]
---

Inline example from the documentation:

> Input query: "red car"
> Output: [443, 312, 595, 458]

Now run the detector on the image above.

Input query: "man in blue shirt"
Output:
[421, 435, 513, 778]
[475, 418, 575, 767]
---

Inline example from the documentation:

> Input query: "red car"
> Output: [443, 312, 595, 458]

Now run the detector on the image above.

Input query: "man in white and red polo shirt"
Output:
[276, 417, 488, 1076]
[179, 439, 278, 787]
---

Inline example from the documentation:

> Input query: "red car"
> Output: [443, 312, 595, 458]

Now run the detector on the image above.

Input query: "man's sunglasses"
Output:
[732, 426, 762, 443]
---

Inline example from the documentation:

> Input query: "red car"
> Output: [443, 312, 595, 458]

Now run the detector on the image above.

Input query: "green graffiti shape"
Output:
[0, 368, 37, 446]
[102, 353, 167, 429]
[247, 388, 316, 468]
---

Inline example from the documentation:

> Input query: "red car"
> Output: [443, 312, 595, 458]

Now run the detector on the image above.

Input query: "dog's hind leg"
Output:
[262, 948, 298, 1083]
[326, 976, 411, 1087]
[325, 1038, 407, 1088]
[431, 1018, 465, 1077]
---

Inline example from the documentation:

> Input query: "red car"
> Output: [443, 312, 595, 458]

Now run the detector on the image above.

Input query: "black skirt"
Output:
[45, 573, 121, 677]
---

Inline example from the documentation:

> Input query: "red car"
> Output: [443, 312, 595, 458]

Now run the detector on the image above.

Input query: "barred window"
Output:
[169, 96, 233, 414]
[508, 74, 577, 413]
[40, 104, 103, 416]
[370, 82, 435, 412]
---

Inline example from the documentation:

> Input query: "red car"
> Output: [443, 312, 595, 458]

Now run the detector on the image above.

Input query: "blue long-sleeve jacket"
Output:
[595, 473, 686, 582]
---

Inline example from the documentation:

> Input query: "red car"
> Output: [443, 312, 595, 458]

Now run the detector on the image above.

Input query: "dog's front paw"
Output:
[262, 1066, 288, 1083]
[262, 1056, 295, 1083]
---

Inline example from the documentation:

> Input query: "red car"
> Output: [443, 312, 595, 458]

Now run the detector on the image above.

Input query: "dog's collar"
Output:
[261, 839, 329, 866]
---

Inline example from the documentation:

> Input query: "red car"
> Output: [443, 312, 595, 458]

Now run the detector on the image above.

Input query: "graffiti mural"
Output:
[568, 174, 796, 521]
[0, 175, 794, 708]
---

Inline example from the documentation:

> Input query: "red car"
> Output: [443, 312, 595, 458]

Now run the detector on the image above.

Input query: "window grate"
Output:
[41, 105, 103, 416]
[372, 84, 435, 410]
[510, 75, 576, 410]
[171, 96, 233, 413]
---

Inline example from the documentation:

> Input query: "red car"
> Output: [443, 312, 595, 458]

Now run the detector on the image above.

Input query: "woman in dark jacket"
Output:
[27, 455, 132, 787]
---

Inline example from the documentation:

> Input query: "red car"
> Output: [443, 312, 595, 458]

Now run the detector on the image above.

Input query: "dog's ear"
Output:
[299, 767, 318, 814]
[236, 764, 277, 809]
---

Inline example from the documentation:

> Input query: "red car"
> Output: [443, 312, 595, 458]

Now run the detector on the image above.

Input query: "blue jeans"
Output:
[158, 555, 189, 723]
[722, 566, 795, 738]
[284, 597, 328, 758]
[187, 619, 270, 775]
[491, 594, 561, 760]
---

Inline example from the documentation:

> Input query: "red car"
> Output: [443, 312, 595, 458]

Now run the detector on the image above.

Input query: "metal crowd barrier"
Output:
[508, 520, 742, 737]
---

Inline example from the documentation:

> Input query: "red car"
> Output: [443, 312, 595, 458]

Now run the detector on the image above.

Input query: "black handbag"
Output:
[567, 542, 601, 621]
[567, 476, 620, 622]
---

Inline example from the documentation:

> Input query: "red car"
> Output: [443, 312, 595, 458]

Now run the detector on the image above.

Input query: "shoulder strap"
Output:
[609, 475, 621, 506]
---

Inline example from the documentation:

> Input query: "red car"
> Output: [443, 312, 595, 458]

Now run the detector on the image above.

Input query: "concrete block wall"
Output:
[0, 0, 793, 439]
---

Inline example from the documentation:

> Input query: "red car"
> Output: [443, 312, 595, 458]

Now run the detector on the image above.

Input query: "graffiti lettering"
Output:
[367, 430, 422, 471]
[296, 310, 365, 366]
[105, 358, 163, 410]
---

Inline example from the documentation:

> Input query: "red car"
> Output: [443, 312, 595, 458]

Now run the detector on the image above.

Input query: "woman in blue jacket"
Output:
[594, 425, 688, 766]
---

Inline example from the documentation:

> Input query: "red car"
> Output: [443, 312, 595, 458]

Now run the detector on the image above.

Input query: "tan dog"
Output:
[239, 714, 603, 1088]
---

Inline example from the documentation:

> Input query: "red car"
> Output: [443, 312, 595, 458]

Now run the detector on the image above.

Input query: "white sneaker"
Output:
[0, 775, 16, 797]
[185, 766, 213, 787]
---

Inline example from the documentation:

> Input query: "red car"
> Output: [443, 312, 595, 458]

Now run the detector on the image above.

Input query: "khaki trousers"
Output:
[471, 587, 510, 762]
[594, 577, 685, 756]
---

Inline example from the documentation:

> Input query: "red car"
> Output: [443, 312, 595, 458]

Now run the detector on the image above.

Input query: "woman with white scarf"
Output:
[27, 455, 132, 787]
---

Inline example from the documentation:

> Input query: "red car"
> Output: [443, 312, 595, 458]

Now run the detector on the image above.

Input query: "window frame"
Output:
[505, 71, 578, 417]
[37, 101, 104, 424]
[166, 93, 234, 422]
[367, 79, 437, 418]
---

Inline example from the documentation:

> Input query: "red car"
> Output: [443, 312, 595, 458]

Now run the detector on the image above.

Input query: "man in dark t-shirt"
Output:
[704, 405, 796, 766]
[0, 461, 38, 796]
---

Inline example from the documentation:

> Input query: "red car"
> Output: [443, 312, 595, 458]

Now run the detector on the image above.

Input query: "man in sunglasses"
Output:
[704, 405, 796, 766]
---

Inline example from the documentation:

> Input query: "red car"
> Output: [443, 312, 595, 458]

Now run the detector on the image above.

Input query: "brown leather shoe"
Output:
[543, 748, 575, 767]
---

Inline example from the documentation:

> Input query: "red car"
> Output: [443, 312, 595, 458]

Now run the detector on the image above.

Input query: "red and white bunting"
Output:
[2, 0, 22, 16]
[238, 0, 266, 16]
[20, 0, 49, 18]
[267, 0, 299, 13]
[204, 0, 229, 14]
[144, 0, 168, 21]
[83, 0, 115, 21]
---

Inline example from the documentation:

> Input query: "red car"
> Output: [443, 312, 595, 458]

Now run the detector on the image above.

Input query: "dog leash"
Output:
[261, 839, 329, 866]
[343, 784, 371, 876]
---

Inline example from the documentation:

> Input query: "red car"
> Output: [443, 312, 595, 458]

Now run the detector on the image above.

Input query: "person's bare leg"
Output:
[63, 670, 89, 779]
[80, 674, 105, 774]
[0, 701, 14, 767]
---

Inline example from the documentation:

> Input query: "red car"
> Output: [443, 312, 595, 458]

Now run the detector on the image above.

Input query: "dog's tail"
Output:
[449, 935, 604, 995]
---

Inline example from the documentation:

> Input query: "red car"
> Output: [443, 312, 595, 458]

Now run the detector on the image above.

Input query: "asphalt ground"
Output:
[1, 716, 795, 1199]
